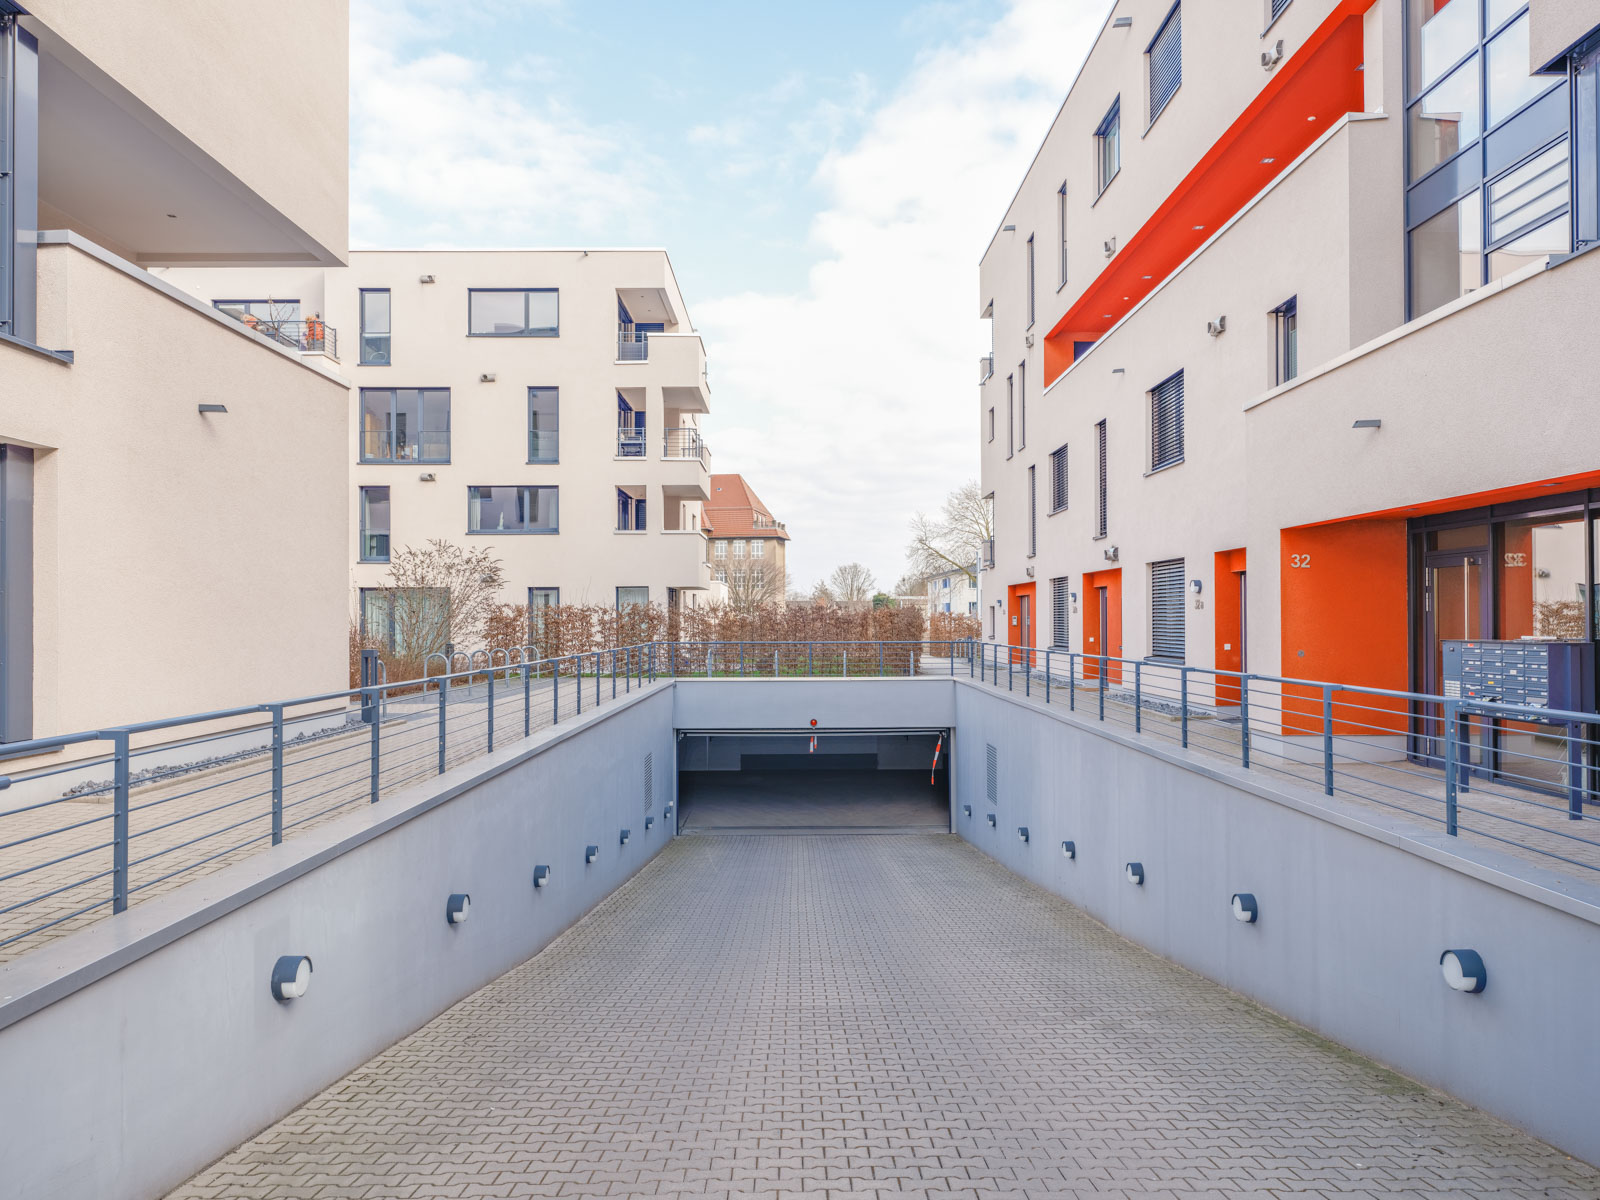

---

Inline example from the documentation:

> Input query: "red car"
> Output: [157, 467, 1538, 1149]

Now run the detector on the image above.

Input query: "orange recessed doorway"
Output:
[1214, 549, 1247, 706]
[1081, 568, 1122, 684]
[1007, 582, 1036, 665]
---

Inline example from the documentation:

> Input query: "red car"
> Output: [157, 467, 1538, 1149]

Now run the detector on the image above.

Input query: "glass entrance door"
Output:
[1421, 551, 1488, 764]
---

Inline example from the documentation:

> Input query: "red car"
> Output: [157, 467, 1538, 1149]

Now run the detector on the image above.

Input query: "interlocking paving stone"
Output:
[168, 830, 1600, 1199]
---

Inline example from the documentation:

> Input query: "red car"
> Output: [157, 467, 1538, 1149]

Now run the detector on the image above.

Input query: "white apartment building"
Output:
[916, 569, 979, 619]
[981, 1, 1600, 768]
[164, 250, 721, 643]
[0, 2, 349, 742]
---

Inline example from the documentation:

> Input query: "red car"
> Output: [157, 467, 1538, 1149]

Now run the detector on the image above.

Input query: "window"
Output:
[751, 539, 765, 558]
[214, 299, 299, 323]
[359, 486, 390, 563]
[1409, 192, 1482, 316]
[1057, 183, 1069, 285]
[467, 485, 558, 534]
[528, 387, 559, 463]
[468, 288, 558, 337]
[1051, 577, 1071, 650]
[1095, 420, 1108, 538]
[1027, 465, 1037, 558]
[360, 388, 450, 463]
[715, 566, 727, 583]
[616, 488, 646, 531]
[359, 289, 390, 365]
[1049, 444, 1068, 512]
[1270, 0, 1293, 22]
[1025, 234, 1036, 328]
[1576, 39, 1599, 248]
[617, 586, 649, 609]
[1147, 4, 1182, 123]
[1096, 98, 1121, 193]
[1150, 370, 1185, 471]
[714, 540, 727, 559]
[732, 540, 746, 559]
[1272, 297, 1298, 385]
[1007, 375, 1015, 459]
[988, 407, 995, 442]
[529, 587, 559, 638]
[1149, 558, 1186, 662]
[986, 606, 996, 638]
[361, 587, 448, 656]
[1018, 361, 1026, 450]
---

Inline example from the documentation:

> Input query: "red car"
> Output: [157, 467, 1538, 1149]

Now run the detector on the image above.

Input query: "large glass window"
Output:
[468, 288, 558, 337]
[617, 587, 649, 609]
[1410, 55, 1481, 178]
[529, 586, 559, 642]
[359, 289, 390, 365]
[1096, 99, 1121, 193]
[1498, 513, 1587, 640]
[359, 486, 390, 562]
[1487, 214, 1570, 279]
[361, 587, 448, 656]
[1409, 192, 1482, 315]
[1488, 140, 1569, 241]
[1486, 14, 1557, 124]
[467, 486, 558, 534]
[528, 387, 559, 463]
[1409, 0, 1478, 98]
[360, 388, 450, 463]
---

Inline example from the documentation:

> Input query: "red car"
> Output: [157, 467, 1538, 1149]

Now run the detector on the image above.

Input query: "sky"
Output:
[351, 0, 1108, 591]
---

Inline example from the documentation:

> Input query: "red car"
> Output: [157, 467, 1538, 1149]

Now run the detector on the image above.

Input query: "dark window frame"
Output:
[1149, 557, 1187, 663]
[1096, 97, 1122, 196]
[359, 288, 391, 365]
[467, 287, 560, 338]
[527, 386, 559, 464]
[466, 484, 559, 535]
[1095, 419, 1108, 539]
[1149, 369, 1186, 472]
[1272, 296, 1298, 386]
[359, 387, 451, 464]
[358, 485, 390, 563]
[1049, 444, 1069, 513]
[1146, 2, 1182, 127]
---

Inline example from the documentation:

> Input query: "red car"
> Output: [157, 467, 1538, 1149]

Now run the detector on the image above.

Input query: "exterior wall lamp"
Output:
[1125, 862, 1145, 885]
[1017, 826, 1030, 843]
[446, 894, 472, 925]
[270, 955, 312, 1002]
[619, 828, 631, 845]
[197, 404, 228, 414]
[1231, 893, 1258, 923]
[986, 812, 997, 827]
[963, 804, 973, 817]
[585, 845, 599, 865]
[1061, 840, 1076, 859]
[1441, 949, 1487, 993]
[533, 865, 551, 888]
[645, 816, 654, 830]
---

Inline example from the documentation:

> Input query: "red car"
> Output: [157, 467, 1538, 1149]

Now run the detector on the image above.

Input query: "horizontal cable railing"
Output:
[618, 330, 648, 360]
[360, 430, 451, 463]
[221, 314, 338, 358]
[662, 428, 707, 462]
[965, 641, 1600, 884]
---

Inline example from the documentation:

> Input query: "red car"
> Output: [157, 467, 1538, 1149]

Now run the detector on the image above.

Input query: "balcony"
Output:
[220, 313, 338, 359]
[361, 430, 450, 463]
[618, 330, 649, 361]
[980, 537, 995, 570]
[663, 427, 708, 464]
[752, 514, 786, 533]
[617, 427, 647, 458]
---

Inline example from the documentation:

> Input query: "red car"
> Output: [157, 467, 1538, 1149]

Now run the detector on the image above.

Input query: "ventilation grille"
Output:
[644, 752, 654, 811]
[985, 743, 998, 806]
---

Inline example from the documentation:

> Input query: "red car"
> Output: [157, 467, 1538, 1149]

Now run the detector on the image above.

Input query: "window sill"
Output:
[1262, 2, 1292, 38]
[1092, 533, 1108, 542]
[358, 558, 390, 565]
[614, 529, 648, 535]
[465, 530, 558, 536]
[1048, 505, 1068, 516]
[358, 361, 392, 368]
[360, 460, 451, 467]
[527, 460, 559, 466]
[1091, 170, 1119, 208]
[468, 332, 559, 339]
[1145, 458, 1185, 477]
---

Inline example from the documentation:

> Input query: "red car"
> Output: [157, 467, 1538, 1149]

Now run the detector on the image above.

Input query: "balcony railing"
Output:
[980, 354, 993, 383]
[752, 514, 786, 531]
[361, 430, 451, 463]
[663, 427, 707, 463]
[980, 537, 995, 570]
[617, 427, 647, 457]
[618, 330, 648, 361]
[528, 429, 559, 464]
[225, 314, 338, 358]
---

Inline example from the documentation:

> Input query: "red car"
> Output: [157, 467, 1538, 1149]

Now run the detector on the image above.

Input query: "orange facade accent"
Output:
[1081, 568, 1123, 684]
[1279, 519, 1409, 736]
[1042, 1, 1374, 386]
[1006, 582, 1037, 663]
[1213, 548, 1247, 706]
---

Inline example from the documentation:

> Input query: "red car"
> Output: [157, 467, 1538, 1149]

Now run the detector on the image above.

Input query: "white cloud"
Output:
[349, 0, 655, 247]
[696, 0, 1104, 592]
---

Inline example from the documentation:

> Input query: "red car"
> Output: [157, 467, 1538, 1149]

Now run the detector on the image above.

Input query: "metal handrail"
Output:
[359, 430, 450, 463]
[662, 428, 707, 462]
[222, 314, 338, 357]
[618, 330, 648, 361]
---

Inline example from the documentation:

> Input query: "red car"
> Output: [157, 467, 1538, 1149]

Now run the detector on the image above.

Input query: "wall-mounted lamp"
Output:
[1231, 893, 1258, 923]
[446, 893, 472, 925]
[270, 955, 313, 1002]
[419, 472, 437, 482]
[1352, 419, 1382, 429]
[664, 804, 673, 818]
[1103, 237, 1117, 258]
[986, 812, 997, 828]
[533, 864, 551, 888]
[479, 372, 497, 383]
[1070, 593, 1079, 604]
[619, 828, 631, 845]
[1190, 579, 1203, 595]
[198, 403, 228, 415]
[1104, 546, 1120, 563]
[1440, 949, 1486, 993]
[1017, 826, 1030, 844]
[419, 274, 436, 284]
[963, 804, 973, 818]
[1125, 862, 1145, 886]
[1206, 316, 1227, 338]
[1061, 840, 1076, 860]
[584, 845, 599, 865]
[1002, 224, 1017, 232]
[1262, 39, 1284, 70]
[1112, 15, 1132, 27]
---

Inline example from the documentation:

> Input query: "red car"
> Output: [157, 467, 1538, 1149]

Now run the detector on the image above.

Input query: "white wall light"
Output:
[619, 828, 631, 845]
[1061, 840, 1076, 860]
[446, 893, 471, 925]
[963, 804, 973, 818]
[533, 864, 551, 888]
[1440, 949, 1487, 993]
[986, 813, 997, 828]
[1231, 893, 1258, 923]
[645, 816, 655, 830]
[270, 955, 312, 1002]
[1125, 862, 1145, 885]
[584, 845, 599, 865]
[1017, 826, 1030, 843]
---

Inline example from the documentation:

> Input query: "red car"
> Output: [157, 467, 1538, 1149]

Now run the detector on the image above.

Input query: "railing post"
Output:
[270, 704, 284, 845]
[487, 667, 495, 753]
[1240, 675, 1251, 769]
[525, 659, 533, 733]
[1134, 662, 1142, 734]
[1008, 646, 1013, 691]
[673, 642, 679, 677]
[440, 676, 449, 772]
[880, 642, 885, 676]
[1444, 699, 1459, 836]
[1045, 650, 1051, 705]
[1070, 653, 1076, 711]
[577, 656, 582, 715]
[553, 660, 560, 724]
[595, 652, 601, 706]
[1025, 649, 1031, 698]
[808, 642, 814, 676]
[1322, 684, 1335, 796]
[741, 642, 746, 677]
[369, 687, 381, 803]
[1098, 656, 1106, 721]
[1179, 669, 1188, 748]
[613, 649, 618, 698]
[112, 730, 130, 913]
[968, 639, 974, 678]
[843, 648, 849, 677]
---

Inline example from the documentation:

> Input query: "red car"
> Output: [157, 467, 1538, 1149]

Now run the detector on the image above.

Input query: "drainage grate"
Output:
[644, 752, 654, 811]
[986, 743, 998, 806]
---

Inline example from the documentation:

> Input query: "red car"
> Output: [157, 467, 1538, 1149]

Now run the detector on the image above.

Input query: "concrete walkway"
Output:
[168, 830, 1599, 1199]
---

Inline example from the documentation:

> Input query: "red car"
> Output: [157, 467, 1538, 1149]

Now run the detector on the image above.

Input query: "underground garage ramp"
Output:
[675, 731, 950, 832]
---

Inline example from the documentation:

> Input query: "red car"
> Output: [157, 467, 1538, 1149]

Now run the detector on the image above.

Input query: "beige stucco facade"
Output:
[164, 250, 723, 628]
[978, 0, 1600, 704]
[0, 3, 350, 747]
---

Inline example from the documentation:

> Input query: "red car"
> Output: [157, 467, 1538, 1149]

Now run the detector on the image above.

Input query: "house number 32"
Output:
[1290, 553, 1311, 568]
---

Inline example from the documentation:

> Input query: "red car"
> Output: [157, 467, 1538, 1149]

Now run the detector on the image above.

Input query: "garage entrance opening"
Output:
[676, 731, 950, 832]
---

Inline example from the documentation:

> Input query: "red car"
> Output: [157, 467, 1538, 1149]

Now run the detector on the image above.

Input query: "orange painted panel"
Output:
[1214, 549, 1247, 706]
[1006, 582, 1037, 665]
[1082, 568, 1123, 685]
[1280, 520, 1409, 736]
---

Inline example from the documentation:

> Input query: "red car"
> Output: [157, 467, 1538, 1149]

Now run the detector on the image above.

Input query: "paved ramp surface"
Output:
[170, 833, 1600, 1199]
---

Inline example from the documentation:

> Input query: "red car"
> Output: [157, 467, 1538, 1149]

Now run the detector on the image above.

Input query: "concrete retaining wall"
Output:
[952, 681, 1600, 1166]
[0, 688, 677, 1200]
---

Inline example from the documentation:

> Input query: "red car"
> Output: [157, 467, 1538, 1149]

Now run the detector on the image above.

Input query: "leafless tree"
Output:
[383, 539, 506, 655]
[828, 562, 877, 607]
[725, 564, 786, 611]
[809, 579, 835, 606]
[906, 480, 992, 586]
